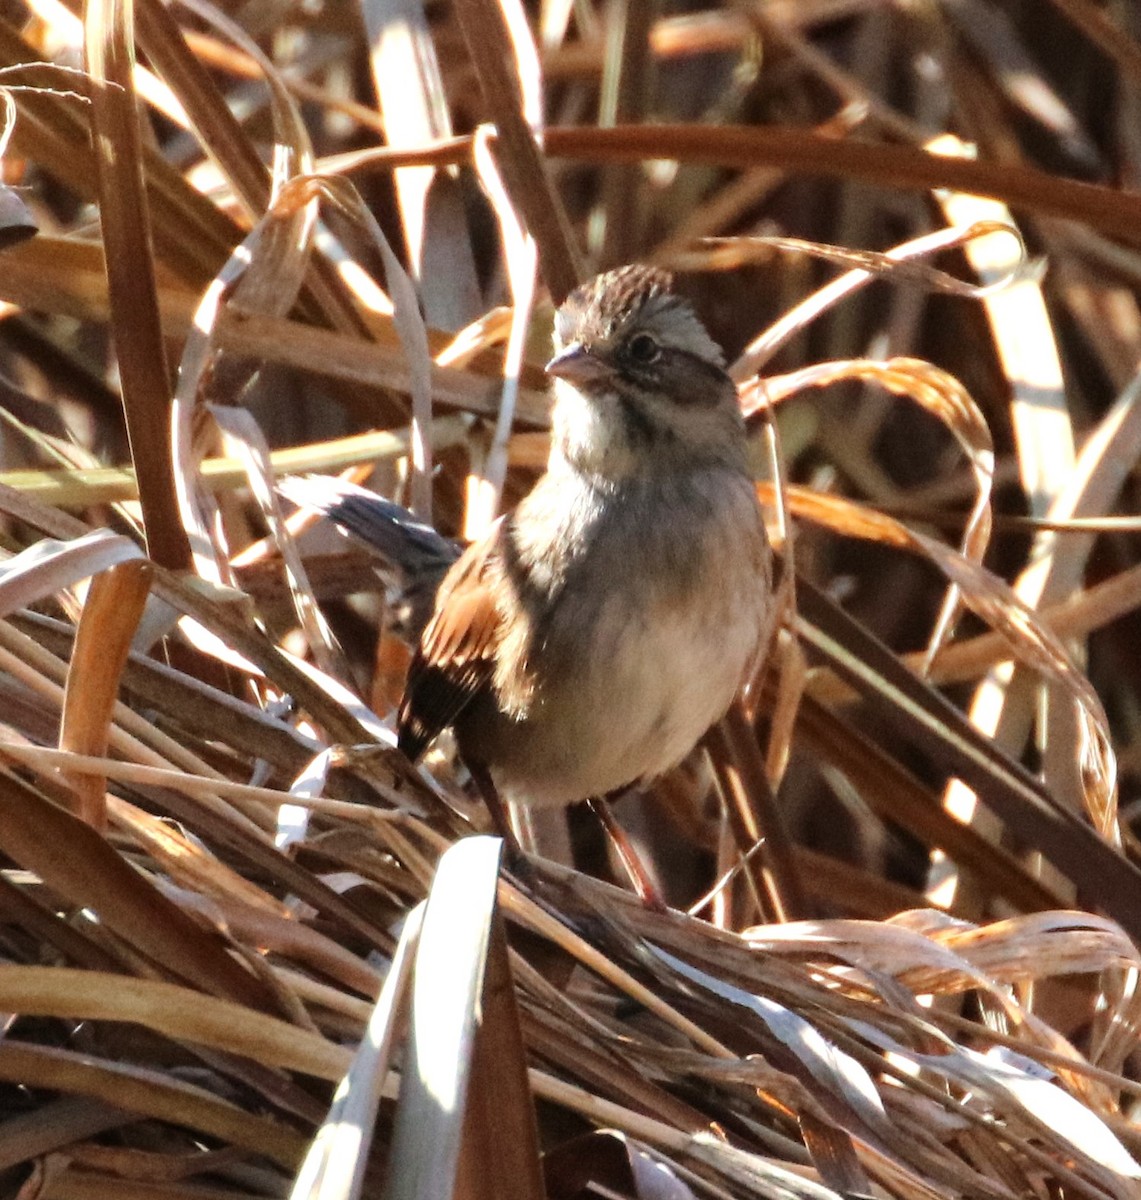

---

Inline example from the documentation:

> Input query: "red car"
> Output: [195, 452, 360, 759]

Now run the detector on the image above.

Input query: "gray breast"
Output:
[470, 466, 770, 806]
[520, 469, 767, 685]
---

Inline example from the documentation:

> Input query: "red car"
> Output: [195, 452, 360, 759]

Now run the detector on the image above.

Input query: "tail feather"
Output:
[279, 475, 457, 638]
[279, 476, 457, 572]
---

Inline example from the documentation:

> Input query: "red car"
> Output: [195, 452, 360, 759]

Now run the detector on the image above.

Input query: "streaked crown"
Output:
[553, 265, 725, 368]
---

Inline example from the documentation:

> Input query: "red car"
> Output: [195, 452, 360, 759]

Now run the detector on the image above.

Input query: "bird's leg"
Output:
[589, 791, 667, 912]
[466, 762, 662, 907]
[465, 757, 526, 865]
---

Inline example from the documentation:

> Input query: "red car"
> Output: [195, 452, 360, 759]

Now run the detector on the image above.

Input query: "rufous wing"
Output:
[397, 529, 503, 761]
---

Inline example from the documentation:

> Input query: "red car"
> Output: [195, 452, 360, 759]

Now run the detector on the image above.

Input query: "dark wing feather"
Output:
[397, 530, 503, 761]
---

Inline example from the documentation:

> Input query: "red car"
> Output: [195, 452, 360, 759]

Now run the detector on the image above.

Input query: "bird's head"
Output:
[545, 265, 746, 482]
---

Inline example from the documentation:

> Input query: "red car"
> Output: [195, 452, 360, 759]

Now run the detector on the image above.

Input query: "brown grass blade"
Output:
[703, 703, 805, 923]
[0, 235, 196, 329]
[217, 311, 548, 425]
[83, 1, 189, 567]
[543, 1131, 700, 1200]
[0, 965, 348, 1077]
[60, 557, 152, 828]
[795, 579, 1141, 944]
[540, 125, 1141, 243]
[134, 0, 269, 219]
[732, 222, 1024, 382]
[338, 124, 1141, 243]
[455, 909, 546, 1200]
[0, 22, 232, 285]
[0, 419, 472, 508]
[765, 355, 995, 673]
[0, 766, 280, 1009]
[0, 1096, 132, 1175]
[590, 0, 655, 267]
[775, 483, 1116, 839]
[0, 1043, 307, 1171]
[467, 126, 538, 535]
[452, 0, 579, 301]
[793, 693, 1067, 915]
[362, 0, 482, 330]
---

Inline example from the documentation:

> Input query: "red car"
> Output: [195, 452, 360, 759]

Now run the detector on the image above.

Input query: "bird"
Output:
[284, 264, 774, 833]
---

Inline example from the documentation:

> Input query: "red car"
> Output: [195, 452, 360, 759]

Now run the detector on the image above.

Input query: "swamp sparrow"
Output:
[285, 265, 773, 814]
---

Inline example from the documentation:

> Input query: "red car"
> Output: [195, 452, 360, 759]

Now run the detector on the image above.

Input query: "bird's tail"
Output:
[279, 475, 456, 637]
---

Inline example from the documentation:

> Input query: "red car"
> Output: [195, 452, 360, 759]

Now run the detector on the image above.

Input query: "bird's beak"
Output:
[545, 342, 609, 384]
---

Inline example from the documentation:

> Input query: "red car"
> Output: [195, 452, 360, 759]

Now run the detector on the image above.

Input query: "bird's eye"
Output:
[625, 332, 661, 365]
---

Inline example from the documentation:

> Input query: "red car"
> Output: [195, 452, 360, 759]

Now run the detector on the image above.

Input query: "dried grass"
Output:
[0, 2, 1138, 1198]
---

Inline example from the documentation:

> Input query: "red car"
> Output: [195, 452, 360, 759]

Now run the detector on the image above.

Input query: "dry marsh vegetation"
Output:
[0, 1, 1139, 1197]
